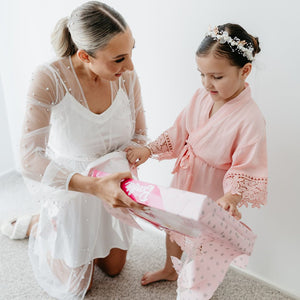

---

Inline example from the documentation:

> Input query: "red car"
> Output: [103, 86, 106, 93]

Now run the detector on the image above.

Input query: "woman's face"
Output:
[196, 53, 251, 102]
[88, 27, 135, 81]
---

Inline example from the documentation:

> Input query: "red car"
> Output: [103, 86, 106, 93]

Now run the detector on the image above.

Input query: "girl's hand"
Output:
[216, 193, 242, 220]
[125, 146, 151, 167]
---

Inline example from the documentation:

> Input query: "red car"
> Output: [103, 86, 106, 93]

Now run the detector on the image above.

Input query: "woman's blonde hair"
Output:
[51, 1, 127, 57]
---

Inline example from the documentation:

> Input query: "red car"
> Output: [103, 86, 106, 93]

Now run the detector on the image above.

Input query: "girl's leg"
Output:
[141, 233, 183, 285]
[95, 248, 127, 277]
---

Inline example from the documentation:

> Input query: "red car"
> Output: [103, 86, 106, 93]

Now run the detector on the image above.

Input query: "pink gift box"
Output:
[91, 167, 257, 300]
[91, 170, 256, 254]
[87, 153, 257, 300]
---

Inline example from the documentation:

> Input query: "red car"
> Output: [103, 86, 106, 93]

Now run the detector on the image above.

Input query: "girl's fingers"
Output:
[229, 206, 242, 220]
[221, 202, 229, 211]
[229, 205, 235, 214]
[234, 209, 242, 220]
[127, 153, 137, 164]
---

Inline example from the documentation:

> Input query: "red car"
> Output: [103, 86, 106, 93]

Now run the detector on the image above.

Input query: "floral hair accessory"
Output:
[206, 26, 254, 62]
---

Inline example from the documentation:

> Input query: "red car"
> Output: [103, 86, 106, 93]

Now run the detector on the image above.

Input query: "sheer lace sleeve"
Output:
[20, 65, 75, 191]
[223, 136, 268, 208]
[148, 105, 189, 160]
[123, 70, 147, 146]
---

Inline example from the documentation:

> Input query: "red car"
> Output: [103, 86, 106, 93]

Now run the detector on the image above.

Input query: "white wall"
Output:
[0, 76, 15, 173]
[0, 0, 299, 298]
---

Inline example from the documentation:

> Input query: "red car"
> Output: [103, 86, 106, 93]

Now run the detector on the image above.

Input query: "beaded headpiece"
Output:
[206, 26, 254, 62]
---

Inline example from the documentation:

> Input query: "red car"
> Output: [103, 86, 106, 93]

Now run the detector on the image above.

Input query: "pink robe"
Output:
[149, 83, 267, 208]
[149, 84, 267, 299]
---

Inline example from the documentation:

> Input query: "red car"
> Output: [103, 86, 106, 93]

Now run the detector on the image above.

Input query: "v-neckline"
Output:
[68, 56, 115, 116]
[206, 84, 250, 122]
[64, 89, 123, 119]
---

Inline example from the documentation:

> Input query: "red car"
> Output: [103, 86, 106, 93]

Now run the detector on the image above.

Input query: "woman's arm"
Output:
[69, 172, 144, 209]
[20, 65, 72, 189]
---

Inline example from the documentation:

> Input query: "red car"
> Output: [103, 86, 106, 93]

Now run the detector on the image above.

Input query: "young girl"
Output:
[126, 23, 268, 286]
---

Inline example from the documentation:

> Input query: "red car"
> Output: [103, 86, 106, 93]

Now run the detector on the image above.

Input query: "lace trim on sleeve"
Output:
[148, 131, 175, 160]
[224, 173, 268, 208]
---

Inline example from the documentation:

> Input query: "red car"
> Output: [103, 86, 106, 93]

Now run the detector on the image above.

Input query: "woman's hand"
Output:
[69, 172, 144, 210]
[125, 146, 151, 168]
[216, 192, 242, 220]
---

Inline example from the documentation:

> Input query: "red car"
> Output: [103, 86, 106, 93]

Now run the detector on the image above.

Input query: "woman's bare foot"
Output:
[141, 269, 178, 286]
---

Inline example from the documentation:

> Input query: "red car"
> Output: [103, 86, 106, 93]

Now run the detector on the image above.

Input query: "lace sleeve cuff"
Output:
[148, 131, 175, 160]
[223, 173, 268, 208]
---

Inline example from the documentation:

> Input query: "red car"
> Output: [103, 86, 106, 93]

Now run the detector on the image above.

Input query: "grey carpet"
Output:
[0, 172, 295, 300]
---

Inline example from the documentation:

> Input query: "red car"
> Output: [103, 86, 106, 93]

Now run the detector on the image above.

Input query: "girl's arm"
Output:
[125, 89, 202, 167]
[222, 133, 268, 210]
[126, 145, 151, 167]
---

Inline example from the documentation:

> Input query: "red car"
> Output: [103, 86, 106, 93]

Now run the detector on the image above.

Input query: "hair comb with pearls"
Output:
[206, 26, 254, 61]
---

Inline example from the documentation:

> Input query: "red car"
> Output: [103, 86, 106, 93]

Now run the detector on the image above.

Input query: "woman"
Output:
[1, 1, 146, 298]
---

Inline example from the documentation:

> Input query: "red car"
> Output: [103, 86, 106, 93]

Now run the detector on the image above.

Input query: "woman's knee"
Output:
[96, 248, 127, 276]
[104, 261, 125, 277]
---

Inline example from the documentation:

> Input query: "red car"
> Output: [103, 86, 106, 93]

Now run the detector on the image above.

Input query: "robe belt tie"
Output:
[172, 142, 195, 190]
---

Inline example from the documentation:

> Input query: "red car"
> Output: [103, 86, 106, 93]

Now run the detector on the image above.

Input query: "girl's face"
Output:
[196, 53, 251, 102]
[81, 27, 135, 81]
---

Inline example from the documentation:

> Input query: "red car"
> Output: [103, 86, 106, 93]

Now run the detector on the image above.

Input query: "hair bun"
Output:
[251, 36, 261, 55]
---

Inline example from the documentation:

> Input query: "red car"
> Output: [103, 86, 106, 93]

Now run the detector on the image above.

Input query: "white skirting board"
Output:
[231, 265, 299, 299]
[0, 168, 17, 178]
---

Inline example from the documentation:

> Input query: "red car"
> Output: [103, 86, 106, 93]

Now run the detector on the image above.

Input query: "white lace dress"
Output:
[20, 56, 146, 299]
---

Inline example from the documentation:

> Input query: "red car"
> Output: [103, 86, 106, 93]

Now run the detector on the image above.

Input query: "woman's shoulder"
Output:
[28, 57, 70, 104]
[31, 57, 67, 81]
[49, 56, 70, 71]
[30, 63, 57, 88]
[32, 57, 71, 80]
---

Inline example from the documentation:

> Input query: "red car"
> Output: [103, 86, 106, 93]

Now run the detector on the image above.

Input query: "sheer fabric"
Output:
[21, 56, 146, 190]
[20, 56, 146, 299]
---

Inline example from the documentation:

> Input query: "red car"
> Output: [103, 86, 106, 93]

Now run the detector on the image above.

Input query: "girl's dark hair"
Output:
[196, 23, 260, 67]
[51, 1, 127, 58]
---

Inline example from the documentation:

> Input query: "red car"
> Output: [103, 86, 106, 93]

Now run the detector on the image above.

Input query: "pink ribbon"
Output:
[172, 142, 195, 190]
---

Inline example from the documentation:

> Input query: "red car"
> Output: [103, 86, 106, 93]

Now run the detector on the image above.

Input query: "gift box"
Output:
[91, 169, 209, 236]
[87, 152, 257, 300]
[91, 169, 256, 255]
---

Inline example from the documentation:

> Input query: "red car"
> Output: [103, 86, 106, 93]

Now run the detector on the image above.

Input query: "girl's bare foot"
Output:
[141, 269, 178, 286]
